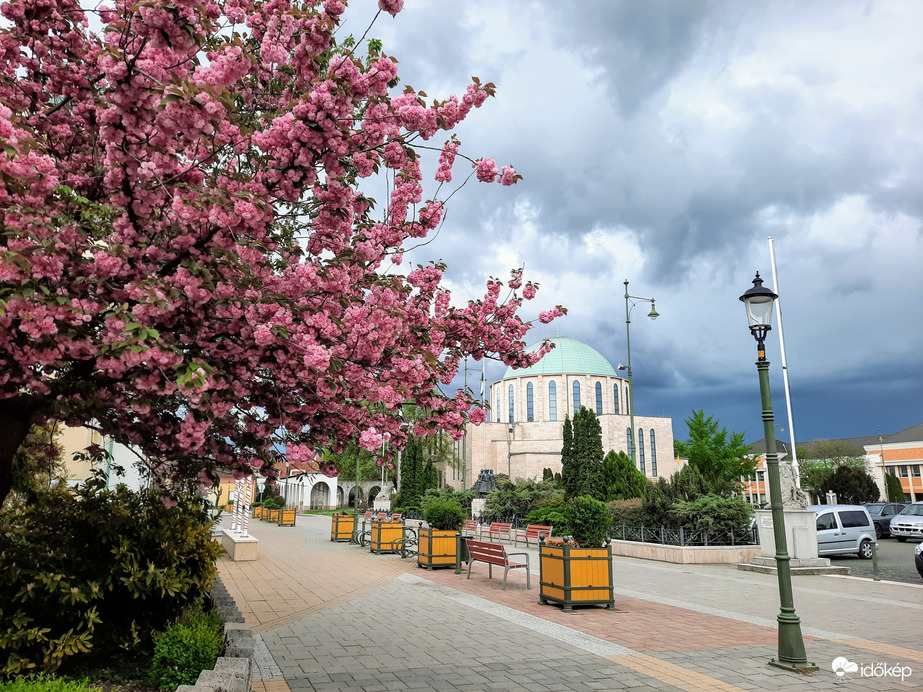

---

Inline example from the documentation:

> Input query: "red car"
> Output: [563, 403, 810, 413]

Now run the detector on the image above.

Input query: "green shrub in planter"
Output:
[148, 608, 224, 690]
[423, 499, 465, 531]
[565, 495, 610, 547]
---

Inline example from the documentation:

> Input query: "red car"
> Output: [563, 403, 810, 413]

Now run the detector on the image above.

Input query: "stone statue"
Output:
[779, 463, 809, 509]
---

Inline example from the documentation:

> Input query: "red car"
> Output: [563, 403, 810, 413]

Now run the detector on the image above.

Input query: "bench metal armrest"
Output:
[506, 551, 530, 562]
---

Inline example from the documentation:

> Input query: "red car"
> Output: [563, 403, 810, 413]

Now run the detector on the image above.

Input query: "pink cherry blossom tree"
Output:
[0, 0, 565, 507]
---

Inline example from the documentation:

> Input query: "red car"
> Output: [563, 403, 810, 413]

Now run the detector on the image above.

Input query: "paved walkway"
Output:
[218, 516, 923, 692]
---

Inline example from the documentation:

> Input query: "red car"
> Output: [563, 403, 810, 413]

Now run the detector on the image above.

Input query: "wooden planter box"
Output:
[253, 506, 265, 519]
[370, 520, 404, 555]
[330, 513, 355, 542]
[417, 528, 460, 569]
[278, 508, 297, 526]
[266, 508, 282, 523]
[538, 541, 615, 612]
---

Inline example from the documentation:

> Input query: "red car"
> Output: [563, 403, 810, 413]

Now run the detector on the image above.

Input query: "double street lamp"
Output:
[621, 279, 659, 464]
[739, 272, 816, 673]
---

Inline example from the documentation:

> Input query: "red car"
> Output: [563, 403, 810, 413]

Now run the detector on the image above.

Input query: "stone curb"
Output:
[176, 575, 254, 692]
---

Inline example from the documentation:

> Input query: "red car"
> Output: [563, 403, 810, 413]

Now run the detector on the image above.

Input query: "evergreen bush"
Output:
[607, 498, 645, 526]
[0, 676, 101, 692]
[423, 499, 465, 531]
[670, 495, 752, 534]
[565, 496, 610, 547]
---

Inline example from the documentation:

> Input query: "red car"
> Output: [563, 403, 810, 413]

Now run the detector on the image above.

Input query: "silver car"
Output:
[890, 501, 923, 543]
[810, 504, 877, 559]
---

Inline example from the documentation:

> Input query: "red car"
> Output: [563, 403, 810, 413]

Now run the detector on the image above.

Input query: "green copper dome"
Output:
[502, 337, 618, 379]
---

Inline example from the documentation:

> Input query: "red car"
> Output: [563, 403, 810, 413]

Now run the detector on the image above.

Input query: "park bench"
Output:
[515, 524, 553, 547]
[390, 512, 402, 522]
[363, 510, 374, 520]
[462, 520, 479, 537]
[278, 508, 297, 527]
[464, 539, 530, 589]
[486, 522, 512, 543]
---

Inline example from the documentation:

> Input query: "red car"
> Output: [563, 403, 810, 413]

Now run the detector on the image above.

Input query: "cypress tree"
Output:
[573, 407, 605, 500]
[561, 414, 576, 500]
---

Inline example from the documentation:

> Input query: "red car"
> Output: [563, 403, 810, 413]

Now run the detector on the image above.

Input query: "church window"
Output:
[573, 380, 581, 412]
[527, 382, 534, 422]
[638, 429, 646, 475]
[549, 381, 557, 421]
[595, 382, 603, 415]
[613, 384, 620, 414]
[650, 430, 657, 477]
[508, 384, 515, 423]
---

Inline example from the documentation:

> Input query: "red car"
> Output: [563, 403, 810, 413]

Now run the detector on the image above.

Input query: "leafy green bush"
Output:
[421, 487, 475, 512]
[481, 478, 560, 522]
[0, 676, 101, 692]
[148, 608, 224, 690]
[670, 495, 752, 534]
[423, 499, 465, 531]
[524, 506, 567, 534]
[607, 498, 645, 526]
[565, 496, 610, 547]
[0, 472, 220, 676]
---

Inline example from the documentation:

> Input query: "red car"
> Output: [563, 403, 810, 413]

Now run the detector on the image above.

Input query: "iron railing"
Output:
[611, 524, 759, 546]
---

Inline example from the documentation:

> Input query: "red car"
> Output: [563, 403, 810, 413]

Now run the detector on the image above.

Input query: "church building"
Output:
[459, 336, 677, 487]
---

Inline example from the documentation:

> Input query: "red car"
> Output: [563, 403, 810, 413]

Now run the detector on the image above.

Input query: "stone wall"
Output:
[175, 576, 254, 692]
[610, 539, 761, 564]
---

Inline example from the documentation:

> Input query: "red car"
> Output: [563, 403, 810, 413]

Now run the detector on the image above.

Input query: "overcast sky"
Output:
[346, 0, 922, 445]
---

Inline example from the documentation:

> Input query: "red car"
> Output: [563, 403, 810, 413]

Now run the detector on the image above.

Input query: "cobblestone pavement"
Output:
[224, 517, 923, 692]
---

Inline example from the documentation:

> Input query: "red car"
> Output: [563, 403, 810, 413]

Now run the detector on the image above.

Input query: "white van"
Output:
[809, 505, 876, 559]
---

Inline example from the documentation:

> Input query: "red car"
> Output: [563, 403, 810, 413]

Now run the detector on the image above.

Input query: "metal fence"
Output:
[610, 524, 759, 547]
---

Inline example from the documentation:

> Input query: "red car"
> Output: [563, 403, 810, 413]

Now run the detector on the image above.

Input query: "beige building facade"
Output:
[455, 337, 677, 488]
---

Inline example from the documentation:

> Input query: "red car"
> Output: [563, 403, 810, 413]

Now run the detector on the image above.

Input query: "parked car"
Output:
[809, 505, 877, 559]
[862, 502, 907, 538]
[915, 542, 923, 580]
[889, 501, 923, 543]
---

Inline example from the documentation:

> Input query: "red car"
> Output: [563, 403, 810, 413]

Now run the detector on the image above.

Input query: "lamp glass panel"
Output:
[744, 296, 774, 328]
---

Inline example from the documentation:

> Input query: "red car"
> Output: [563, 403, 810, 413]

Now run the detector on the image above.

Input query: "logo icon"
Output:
[832, 657, 859, 678]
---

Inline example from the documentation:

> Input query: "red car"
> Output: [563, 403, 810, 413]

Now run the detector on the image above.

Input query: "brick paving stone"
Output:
[220, 516, 923, 692]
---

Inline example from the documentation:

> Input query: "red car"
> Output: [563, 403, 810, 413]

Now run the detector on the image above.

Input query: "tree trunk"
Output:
[0, 408, 34, 508]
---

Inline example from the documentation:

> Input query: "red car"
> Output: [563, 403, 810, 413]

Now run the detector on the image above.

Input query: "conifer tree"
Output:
[572, 407, 605, 500]
[561, 415, 576, 499]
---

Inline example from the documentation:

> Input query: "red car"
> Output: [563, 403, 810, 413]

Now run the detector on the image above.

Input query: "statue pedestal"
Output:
[471, 498, 486, 520]
[373, 496, 391, 513]
[738, 509, 847, 575]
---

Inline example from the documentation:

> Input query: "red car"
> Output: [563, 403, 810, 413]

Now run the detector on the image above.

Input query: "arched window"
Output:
[650, 429, 658, 477]
[595, 382, 603, 415]
[508, 384, 515, 423]
[613, 384, 620, 414]
[627, 427, 633, 459]
[549, 381, 557, 421]
[638, 429, 646, 475]
[573, 380, 581, 412]
[495, 389, 501, 422]
[526, 382, 534, 422]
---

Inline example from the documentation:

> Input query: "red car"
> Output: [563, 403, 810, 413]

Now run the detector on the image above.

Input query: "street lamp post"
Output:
[622, 279, 659, 465]
[739, 272, 816, 673]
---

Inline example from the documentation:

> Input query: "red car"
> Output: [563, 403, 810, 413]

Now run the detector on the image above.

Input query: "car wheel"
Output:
[875, 524, 882, 539]
[858, 539, 873, 559]
[896, 537, 908, 543]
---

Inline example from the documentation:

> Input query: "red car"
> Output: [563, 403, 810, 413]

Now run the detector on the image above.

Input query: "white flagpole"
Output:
[769, 236, 801, 487]
[482, 358, 488, 472]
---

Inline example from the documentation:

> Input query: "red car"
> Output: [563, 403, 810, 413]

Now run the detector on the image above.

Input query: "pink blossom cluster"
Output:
[0, 0, 565, 500]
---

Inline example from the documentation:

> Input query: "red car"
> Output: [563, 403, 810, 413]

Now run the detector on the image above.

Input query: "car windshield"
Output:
[898, 505, 923, 517]
[865, 504, 885, 516]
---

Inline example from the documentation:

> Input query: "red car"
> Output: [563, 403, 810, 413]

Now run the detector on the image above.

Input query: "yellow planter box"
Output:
[278, 508, 296, 526]
[266, 508, 282, 523]
[253, 506, 265, 519]
[417, 528, 459, 569]
[538, 541, 615, 612]
[330, 513, 355, 542]
[370, 520, 404, 555]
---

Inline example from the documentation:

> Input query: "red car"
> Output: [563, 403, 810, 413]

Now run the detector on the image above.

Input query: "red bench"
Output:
[462, 519, 479, 537]
[515, 524, 553, 547]
[465, 539, 530, 589]
[486, 522, 512, 542]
